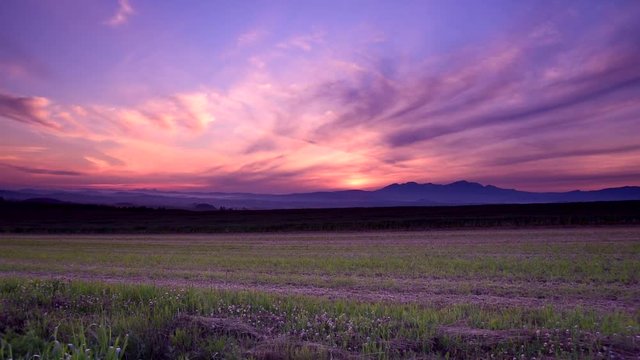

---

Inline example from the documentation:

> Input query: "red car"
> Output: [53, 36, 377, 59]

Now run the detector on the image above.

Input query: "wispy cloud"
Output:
[0, 93, 60, 129]
[277, 31, 325, 52]
[1, 3, 639, 192]
[2, 164, 83, 176]
[0, 36, 49, 80]
[236, 29, 266, 47]
[105, 0, 134, 27]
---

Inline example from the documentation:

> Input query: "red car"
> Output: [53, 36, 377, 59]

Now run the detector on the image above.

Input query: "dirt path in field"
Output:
[1, 270, 637, 313]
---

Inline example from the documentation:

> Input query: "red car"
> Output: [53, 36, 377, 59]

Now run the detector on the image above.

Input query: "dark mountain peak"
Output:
[381, 180, 490, 190]
[194, 203, 217, 210]
[447, 180, 484, 188]
[382, 180, 488, 191]
[380, 181, 420, 190]
[1, 182, 639, 209]
[401, 181, 420, 188]
[601, 185, 640, 191]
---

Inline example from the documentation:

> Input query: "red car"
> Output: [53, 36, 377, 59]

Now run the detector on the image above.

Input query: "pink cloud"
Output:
[1, 6, 639, 192]
[105, 0, 134, 27]
[236, 29, 267, 48]
[277, 31, 325, 52]
[0, 93, 60, 129]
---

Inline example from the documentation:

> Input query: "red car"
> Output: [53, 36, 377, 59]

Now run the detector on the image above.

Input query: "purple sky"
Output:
[1, 0, 639, 193]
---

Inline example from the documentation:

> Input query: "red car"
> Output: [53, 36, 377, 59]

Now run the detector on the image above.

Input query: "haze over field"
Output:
[2, 181, 640, 209]
[1, 0, 640, 193]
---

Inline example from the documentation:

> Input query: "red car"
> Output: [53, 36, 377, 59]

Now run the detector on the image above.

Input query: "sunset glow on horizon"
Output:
[1, 0, 640, 193]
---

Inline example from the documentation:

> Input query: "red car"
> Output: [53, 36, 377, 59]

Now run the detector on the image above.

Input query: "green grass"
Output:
[0, 228, 639, 358]
[0, 278, 638, 359]
[1, 229, 639, 282]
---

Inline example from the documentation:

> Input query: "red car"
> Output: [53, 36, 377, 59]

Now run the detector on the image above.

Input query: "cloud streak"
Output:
[105, 0, 134, 27]
[2, 164, 83, 176]
[0, 1, 639, 192]
[0, 93, 60, 129]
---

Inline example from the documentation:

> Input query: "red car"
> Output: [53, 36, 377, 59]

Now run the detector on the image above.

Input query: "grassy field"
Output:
[1, 228, 639, 358]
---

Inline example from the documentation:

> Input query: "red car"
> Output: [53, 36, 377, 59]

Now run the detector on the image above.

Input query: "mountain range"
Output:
[1, 181, 639, 210]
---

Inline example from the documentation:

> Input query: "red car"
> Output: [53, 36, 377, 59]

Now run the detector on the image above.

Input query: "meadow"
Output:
[1, 228, 639, 359]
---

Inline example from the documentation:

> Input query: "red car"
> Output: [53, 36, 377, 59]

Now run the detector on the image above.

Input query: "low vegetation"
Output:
[1, 279, 638, 359]
[1, 200, 639, 233]
[1, 228, 638, 358]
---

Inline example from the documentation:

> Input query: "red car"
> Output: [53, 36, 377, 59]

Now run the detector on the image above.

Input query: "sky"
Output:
[1, 0, 639, 193]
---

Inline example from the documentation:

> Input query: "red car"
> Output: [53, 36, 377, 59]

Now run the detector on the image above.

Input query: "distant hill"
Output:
[1, 181, 639, 210]
[1, 199, 639, 233]
[21, 197, 69, 204]
[375, 181, 640, 204]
